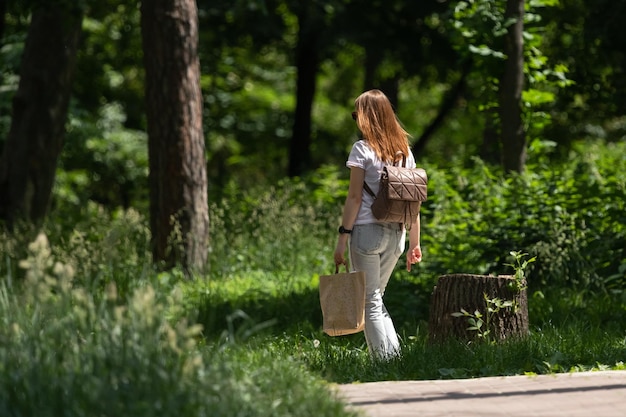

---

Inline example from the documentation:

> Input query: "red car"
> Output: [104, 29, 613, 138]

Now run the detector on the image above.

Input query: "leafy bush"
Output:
[58, 103, 149, 214]
[421, 141, 626, 294]
[186, 142, 626, 335]
[0, 234, 206, 417]
[2, 139, 625, 411]
[0, 233, 356, 417]
[207, 171, 344, 278]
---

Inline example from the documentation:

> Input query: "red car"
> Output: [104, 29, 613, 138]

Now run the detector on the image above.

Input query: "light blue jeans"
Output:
[349, 222, 405, 359]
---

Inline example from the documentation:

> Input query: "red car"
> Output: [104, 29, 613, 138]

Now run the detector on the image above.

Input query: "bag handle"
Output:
[334, 262, 350, 274]
[394, 151, 407, 168]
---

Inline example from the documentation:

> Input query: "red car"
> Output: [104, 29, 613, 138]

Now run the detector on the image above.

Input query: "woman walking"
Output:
[334, 89, 422, 360]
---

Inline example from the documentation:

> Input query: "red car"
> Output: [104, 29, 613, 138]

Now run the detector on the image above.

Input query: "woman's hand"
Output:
[406, 244, 422, 271]
[334, 238, 348, 267]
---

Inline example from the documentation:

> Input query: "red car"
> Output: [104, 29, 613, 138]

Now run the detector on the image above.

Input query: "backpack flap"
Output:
[382, 166, 428, 202]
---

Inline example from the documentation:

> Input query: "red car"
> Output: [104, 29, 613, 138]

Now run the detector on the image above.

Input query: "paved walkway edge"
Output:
[335, 370, 626, 417]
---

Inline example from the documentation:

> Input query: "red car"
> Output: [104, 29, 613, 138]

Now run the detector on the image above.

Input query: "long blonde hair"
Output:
[354, 89, 411, 164]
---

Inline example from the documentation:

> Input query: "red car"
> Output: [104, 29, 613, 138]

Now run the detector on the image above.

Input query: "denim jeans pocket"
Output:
[353, 223, 385, 254]
[395, 227, 405, 258]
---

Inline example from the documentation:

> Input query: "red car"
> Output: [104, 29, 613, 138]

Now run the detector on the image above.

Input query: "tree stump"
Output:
[428, 274, 529, 344]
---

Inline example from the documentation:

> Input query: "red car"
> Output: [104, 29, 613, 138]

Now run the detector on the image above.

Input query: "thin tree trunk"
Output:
[288, 5, 320, 178]
[480, 107, 501, 165]
[413, 60, 471, 158]
[378, 76, 399, 110]
[499, 0, 526, 173]
[0, 0, 6, 42]
[0, 4, 82, 228]
[364, 50, 398, 109]
[363, 49, 379, 92]
[141, 0, 209, 273]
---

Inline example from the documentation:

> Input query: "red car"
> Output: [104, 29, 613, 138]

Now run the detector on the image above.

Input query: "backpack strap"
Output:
[363, 181, 376, 198]
[362, 150, 406, 198]
[394, 151, 407, 168]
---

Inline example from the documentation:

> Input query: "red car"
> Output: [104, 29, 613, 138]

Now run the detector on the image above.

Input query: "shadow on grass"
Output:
[194, 285, 325, 338]
[192, 274, 435, 342]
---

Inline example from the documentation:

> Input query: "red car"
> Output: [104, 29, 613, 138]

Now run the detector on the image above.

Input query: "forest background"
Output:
[0, 1, 625, 416]
[1, 0, 624, 221]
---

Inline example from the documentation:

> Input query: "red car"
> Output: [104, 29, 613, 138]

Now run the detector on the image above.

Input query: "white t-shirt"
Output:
[346, 140, 416, 225]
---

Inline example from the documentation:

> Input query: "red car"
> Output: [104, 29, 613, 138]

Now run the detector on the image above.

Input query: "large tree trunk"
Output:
[428, 274, 529, 344]
[287, 4, 320, 178]
[499, 0, 526, 173]
[0, 4, 82, 228]
[141, 0, 209, 273]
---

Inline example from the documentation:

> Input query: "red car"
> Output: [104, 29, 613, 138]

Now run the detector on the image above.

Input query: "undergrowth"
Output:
[0, 140, 625, 416]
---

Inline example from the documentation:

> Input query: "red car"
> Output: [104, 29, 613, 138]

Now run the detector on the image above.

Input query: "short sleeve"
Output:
[346, 140, 371, 170]
[407, 150, 417, 169]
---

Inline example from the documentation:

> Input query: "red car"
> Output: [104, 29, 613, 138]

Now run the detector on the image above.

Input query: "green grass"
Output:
[1, 139, 625, 416]
[0, 246, 358, 417]
[208, 299, 626, 384]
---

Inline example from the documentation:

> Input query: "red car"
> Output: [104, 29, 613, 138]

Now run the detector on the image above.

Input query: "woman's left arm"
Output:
[406, 213, 422, 271]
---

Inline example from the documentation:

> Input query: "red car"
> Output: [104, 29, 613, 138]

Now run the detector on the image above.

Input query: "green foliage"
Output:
[74, 1, 145, 127]
[184, 170, 347, 336]
[207, 170, 344, 277]
[450, 0, 573, 148]
[504, 250, 535, 292]
[265, 321, 626, 383]
[1, 205, 152, 299]
[538, 0, 626, 143]
[0, 232, 356, 417]
[422, 140, 626, 295]
[58, 103, 149, 212]
[452, 294, 515, 344]
[1, 139, 625, 413]
[0, 235, 206, 417]
[201, 46, 297, 188]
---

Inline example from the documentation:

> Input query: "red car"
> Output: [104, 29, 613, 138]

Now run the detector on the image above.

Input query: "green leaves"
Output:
[469, 44, 506, 58]
[523, 88, 555, 105]
[504, 251, 536, 291]
[422, 141, 626, 294]
[452, 294, 515, 344]
[450, 0, 572, 148]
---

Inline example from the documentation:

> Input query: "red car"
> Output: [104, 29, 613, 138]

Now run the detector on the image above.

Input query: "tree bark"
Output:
[287, 4, 320, 178]
[141, 0, 209, 273]
[499, 0, 526, 173]
[0, 4, 82, 228]
[428, 274, 529, 344]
